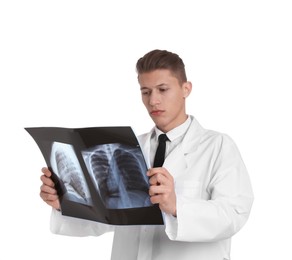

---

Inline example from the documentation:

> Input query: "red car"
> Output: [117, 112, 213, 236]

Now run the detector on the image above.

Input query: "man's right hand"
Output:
[40, 167, 61, 210]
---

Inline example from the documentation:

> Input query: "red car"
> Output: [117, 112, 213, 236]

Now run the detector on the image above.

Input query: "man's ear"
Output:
[183, 81, 192, 98]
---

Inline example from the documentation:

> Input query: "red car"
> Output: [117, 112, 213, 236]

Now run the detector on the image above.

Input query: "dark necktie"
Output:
[153, 134, 169, 167]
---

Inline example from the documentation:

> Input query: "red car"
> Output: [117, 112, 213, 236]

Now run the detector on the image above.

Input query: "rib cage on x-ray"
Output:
[85, 143, 151, 209]
[51, 142, 91, 205]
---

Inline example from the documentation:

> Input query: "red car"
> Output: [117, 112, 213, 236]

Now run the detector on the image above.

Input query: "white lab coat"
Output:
[50, 116, 254, 260]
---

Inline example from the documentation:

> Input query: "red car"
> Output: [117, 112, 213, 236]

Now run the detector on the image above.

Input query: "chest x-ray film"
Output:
[25, 126, 163, 225]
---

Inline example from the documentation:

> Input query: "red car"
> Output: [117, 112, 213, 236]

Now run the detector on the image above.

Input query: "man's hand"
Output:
[40, 167, 61, 210]
[147, 167, 177, 217]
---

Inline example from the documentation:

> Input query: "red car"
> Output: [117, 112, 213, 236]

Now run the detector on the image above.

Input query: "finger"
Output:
[149, 174, 157, 185]
[147, 167, 172, 181]
[40, 183, 57, 195]
[149, 194, 162, 205]
[147, 167, 165, 177]
[149, 173, 168, 186]
[41, 167, 52, 177]
[40, 174, 55, 187]
[149, 184, 171, 196]
[40, 191, 59, 202]
[40, 186, 58, 201]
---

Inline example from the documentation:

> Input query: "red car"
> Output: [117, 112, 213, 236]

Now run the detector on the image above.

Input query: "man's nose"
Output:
[149, 91, 160, 106]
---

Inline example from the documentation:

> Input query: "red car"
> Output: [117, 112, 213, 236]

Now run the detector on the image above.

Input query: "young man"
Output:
[40, 49, 254, 260]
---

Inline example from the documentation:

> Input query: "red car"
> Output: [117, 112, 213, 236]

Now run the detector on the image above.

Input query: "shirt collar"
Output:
[154, 115, 192, 142]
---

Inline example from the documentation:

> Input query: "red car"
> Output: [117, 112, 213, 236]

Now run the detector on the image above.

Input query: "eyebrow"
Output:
[140, 83, 166, 90]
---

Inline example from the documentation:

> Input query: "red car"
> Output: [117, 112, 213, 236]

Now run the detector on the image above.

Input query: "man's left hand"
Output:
[147, 167, 177, 217]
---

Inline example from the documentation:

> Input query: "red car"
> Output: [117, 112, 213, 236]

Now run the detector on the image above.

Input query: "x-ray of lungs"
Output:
[50, 142, 92, 206]
[26, 126, 164, 224]
[82, 143, 151, 209]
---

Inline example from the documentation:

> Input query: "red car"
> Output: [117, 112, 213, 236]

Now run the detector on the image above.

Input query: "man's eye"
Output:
[142, 91, 150, 95]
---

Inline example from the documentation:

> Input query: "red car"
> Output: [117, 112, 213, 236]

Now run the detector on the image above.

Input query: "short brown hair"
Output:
[136, 49, 187, 85]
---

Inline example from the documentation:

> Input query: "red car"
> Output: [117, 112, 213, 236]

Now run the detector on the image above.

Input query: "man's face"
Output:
[138, 69, 191, 133]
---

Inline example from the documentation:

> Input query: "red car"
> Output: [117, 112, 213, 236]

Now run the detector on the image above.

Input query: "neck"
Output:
[157, 114, 188, 133]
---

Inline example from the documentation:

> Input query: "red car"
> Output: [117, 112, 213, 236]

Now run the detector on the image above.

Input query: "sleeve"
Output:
[164, 134, 254, 242]
[50, 209, 115, 237]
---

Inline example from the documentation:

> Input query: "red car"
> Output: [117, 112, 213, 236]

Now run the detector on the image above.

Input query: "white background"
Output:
[1, 1, 291, 259]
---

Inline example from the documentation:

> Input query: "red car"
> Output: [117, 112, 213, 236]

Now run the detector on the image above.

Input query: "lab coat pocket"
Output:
[175, 180, 202, 200]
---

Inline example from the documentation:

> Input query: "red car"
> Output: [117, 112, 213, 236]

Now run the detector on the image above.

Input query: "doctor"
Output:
[40, 49, 254, 260]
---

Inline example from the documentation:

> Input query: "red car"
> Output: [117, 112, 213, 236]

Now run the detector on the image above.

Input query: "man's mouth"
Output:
[150, 110, 164, 116]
